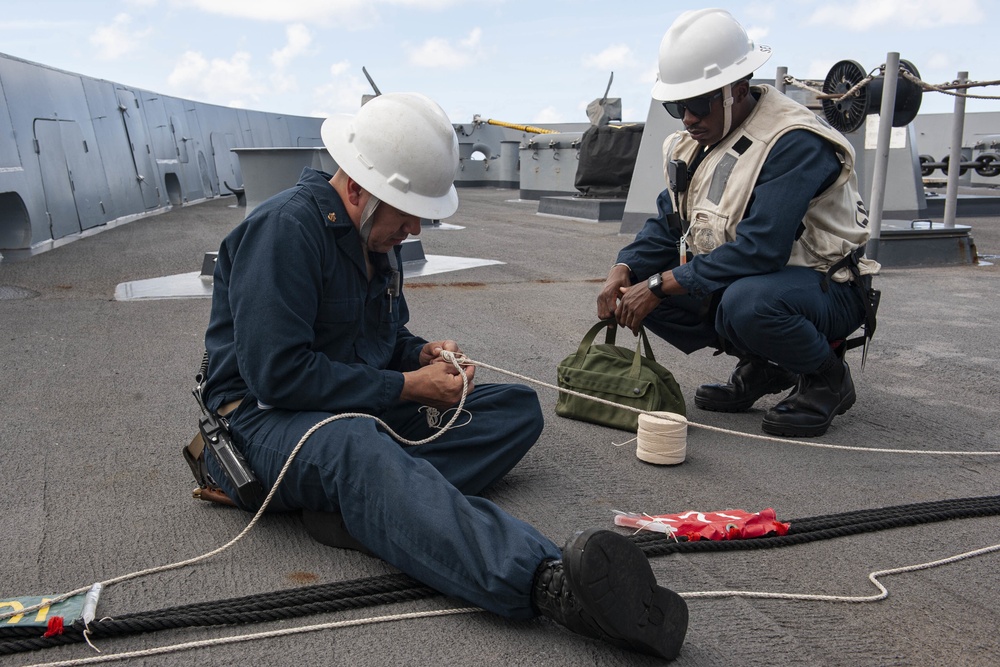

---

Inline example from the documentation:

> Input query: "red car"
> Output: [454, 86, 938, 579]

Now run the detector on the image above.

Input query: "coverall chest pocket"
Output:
[315, 296, 362, 357]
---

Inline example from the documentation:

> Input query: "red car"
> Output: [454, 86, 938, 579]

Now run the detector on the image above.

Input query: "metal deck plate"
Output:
[115, 255, 505, 301]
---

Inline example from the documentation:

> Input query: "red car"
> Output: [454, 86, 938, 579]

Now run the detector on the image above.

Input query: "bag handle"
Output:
[572, 320, 658, 376]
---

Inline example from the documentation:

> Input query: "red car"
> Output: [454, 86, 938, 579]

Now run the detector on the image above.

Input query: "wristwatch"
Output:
[647, 272, 667, 299]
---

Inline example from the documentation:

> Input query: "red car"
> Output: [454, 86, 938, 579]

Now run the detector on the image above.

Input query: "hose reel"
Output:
[821, 59, 923, 134]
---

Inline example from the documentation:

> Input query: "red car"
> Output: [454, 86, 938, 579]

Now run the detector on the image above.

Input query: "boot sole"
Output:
[564, 528, 688, 659]
[760, 389, 857, 438]
[694, 383, 795, 413]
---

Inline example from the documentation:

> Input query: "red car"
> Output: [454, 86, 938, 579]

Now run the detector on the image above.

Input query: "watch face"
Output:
[648, 273, 665, 298]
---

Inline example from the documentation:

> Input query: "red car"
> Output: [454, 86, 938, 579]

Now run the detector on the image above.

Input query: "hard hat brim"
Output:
[321, 114, 460, 221]
[651, 44, 772, 102]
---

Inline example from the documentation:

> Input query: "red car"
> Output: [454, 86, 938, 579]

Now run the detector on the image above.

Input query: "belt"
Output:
[182, 397, 246, 506]
[218, 398, 243, 417]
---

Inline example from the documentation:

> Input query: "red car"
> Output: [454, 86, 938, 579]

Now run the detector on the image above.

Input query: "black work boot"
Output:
[761, 354, 856, 437]
[531, 529, 688, 660]
[694, 356, 797, 412]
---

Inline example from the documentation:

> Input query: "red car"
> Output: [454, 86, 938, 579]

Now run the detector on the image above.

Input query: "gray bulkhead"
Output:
[0, 52, 323, 257]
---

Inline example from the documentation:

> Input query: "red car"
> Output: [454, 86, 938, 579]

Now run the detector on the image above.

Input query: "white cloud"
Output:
[409, 28, 483, 69]
[170, 0, 364, 22]
[90, 13, 151, 61]
[743, 2, 777, 23]
[169, 0, 462, 24]
[806, 0, 985, 30]
[805, 58, 838, 80]
[311, 75, 372, 116]
[271, 24, 313, 69]
[582, 44, 637, 70]
[533, 106, 565, 124]
[166, 50, 267, 106]
[329, 61, 351, 77]
[925, 52, 955, 71]
[745, 25, 769, 45]
[387, 0, 465, 8]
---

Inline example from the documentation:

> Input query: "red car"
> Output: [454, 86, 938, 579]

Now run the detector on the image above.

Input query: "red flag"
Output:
[614, 508, 789, 540]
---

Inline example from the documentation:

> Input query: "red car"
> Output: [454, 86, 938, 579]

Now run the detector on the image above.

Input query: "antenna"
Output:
[601, 71, 614, 105]
[362, 67, 382, 96]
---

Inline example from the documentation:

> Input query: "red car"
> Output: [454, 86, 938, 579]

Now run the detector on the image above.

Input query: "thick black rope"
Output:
[0, 575, 437, 653]
[630, 494, 1000, 555]
[3, 494, 999, 655]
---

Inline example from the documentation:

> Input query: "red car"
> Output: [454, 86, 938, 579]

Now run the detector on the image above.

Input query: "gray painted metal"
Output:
[943, 72, 970, 229]
[914, 111, 1000, 186]
[453, 121, 590, 192]
[518, 132, 583, 200]
[865, 51, 903, 255]
[873, 219, 976, 265]
[233, 147, 337, 213]
[0, 51, 324, 258]
[537, 196, 625, 222]
[454, 122, 519, 188]
[619, 98, 685, 235]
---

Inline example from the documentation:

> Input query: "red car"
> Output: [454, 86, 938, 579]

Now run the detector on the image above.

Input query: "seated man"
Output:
[599, 8, 879, 437]
[197, 92, 687, 659]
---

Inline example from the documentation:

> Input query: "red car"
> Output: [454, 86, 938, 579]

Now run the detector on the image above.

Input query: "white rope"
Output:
[680, 540, 1000, 603]
[1, 355, 473, 624]
[5, 349, 998, 656]
[19, 540, 1000, 665]
[19, 607, 481, 667]
[460, 354, 1000, 457]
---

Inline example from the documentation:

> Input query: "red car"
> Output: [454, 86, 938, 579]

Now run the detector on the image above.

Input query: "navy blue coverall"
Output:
[202, 167, 559, 618]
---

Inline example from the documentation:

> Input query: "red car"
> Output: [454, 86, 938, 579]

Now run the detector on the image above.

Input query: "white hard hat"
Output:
[321, 92, 460, 220]
[651, 8, 772, 101]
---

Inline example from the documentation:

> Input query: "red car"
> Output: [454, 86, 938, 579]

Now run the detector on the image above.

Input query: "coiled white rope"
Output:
[632, 412, 688, 465]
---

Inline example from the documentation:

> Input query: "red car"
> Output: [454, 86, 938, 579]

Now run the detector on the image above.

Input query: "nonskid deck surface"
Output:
[1, 190, 999, 666]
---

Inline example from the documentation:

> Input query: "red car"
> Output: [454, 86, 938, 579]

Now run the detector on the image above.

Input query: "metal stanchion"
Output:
[865, 52, 901, 262]
[943, 72, 968, 229]
[775, 66, 787, 94]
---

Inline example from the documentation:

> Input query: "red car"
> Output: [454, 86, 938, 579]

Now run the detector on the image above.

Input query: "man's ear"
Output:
[346, 177, 364, 206]
[736, 79, 751, 102]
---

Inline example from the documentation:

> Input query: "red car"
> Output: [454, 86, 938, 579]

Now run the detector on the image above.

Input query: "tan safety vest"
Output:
[663, 85, 880, 282]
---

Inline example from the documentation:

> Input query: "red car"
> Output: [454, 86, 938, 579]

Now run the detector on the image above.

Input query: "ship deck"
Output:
[2, 188, 999, 667]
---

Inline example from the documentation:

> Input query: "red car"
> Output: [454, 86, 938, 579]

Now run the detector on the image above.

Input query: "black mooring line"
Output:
[3, 494, 999, 656]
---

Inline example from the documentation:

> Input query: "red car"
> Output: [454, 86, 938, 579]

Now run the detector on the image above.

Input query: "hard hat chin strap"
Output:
[358, 194, 382, 247]
[721, 83, 735, 137]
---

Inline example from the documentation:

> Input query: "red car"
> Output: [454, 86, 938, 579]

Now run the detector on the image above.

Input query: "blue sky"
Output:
[1, 0, 996, 125]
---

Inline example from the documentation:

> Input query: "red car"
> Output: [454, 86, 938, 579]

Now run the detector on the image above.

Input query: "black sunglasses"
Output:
[662, 91, 723, 120]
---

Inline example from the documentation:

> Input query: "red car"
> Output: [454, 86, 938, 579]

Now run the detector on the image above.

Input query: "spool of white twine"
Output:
[635, 411, 688, 465]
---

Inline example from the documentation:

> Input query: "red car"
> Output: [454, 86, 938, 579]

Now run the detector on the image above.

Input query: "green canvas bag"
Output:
[556, 321, 686, 431]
